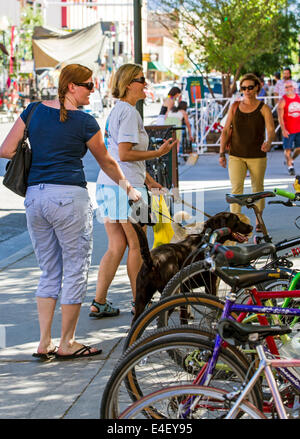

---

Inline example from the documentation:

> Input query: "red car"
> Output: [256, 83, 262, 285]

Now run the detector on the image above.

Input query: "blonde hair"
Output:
[58, 64, 93, 122]
[111, 63, 143, 99]
[240, 73, 262, 93]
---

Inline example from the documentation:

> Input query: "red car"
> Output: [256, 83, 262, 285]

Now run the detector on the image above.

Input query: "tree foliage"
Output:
[152, 0, 300, 96]
[18, 5, 43, 61]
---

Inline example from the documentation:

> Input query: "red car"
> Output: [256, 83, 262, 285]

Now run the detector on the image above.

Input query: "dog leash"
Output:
[176, 197, 212, 218]
[151, 195, 211, 228]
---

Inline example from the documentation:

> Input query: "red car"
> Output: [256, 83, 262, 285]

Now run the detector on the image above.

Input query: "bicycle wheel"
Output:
[236, 278, 290, 304]
[235, 278, 300, 326]
[100, 329, 262, 419]
[124, 292, 235, 352]
[160, 261, 232, 301]
[118, 385, 266, 419]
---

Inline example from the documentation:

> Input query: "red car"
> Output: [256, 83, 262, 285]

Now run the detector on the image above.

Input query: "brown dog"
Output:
[132, 212, 253, 322]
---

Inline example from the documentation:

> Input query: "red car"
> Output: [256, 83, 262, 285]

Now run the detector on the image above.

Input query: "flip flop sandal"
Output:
[32, 347, 58, 360]
[55, 345, 102, 360]
[255, 224, 263, 233]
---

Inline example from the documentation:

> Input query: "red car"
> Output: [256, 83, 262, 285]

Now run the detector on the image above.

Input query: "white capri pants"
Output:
[24, 184, 93, 304]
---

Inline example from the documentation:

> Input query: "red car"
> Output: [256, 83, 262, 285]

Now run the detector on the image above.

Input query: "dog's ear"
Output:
[225, 213, 239, 230]
[217, 212, 233, 228]
[204, 212, 230, 230]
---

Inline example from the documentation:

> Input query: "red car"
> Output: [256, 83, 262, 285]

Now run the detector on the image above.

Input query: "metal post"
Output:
[133, 0, 143, 119]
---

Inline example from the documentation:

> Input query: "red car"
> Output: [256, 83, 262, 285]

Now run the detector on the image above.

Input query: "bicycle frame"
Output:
[198, 289, 300, 395]
[225, 344, 300, 419]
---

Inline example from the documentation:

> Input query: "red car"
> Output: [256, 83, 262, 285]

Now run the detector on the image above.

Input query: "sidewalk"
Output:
[0, 149, 299, 419]
[0, 216, 137, 419]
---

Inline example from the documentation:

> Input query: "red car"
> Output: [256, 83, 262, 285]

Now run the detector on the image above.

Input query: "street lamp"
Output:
[133, 0, 143, 119]
[0, 16, 9, 92]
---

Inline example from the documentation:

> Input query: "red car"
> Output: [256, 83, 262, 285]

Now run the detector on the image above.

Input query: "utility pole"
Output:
[133, 0, 143, 119]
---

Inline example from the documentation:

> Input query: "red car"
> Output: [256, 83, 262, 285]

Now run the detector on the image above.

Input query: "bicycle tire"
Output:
[100, 328, 262, 419]
[118, 384, 266, 419]
[160, 260, 231, 301]
[124, 292, 236, 352]
[161, 260, 294, 304]
[235, 278, 290, 304]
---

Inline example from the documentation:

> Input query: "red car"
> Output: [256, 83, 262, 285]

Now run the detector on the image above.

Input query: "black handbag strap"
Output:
[23, 101, 42, 139]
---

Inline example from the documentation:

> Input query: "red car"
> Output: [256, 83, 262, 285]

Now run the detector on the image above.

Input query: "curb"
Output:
[0, 244, 34, 272]
[0, 230, 33, 272]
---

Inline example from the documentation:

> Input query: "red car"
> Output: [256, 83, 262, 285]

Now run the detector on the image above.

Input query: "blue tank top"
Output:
[20, 102, 100, 188]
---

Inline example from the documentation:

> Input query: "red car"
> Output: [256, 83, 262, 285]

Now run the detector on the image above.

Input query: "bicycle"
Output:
[155, 189, 300, 307]
[100, 228, 300, 418]
[226, 190, 300, 267]
[146, 125, 184, 189]
[123, 223, 298, 351]
[118, 319, 300, 419]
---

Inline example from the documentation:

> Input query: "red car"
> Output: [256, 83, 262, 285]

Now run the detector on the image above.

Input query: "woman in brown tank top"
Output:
[219, 73, 275, 231]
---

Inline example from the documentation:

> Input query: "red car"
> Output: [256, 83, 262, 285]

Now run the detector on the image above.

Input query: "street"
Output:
[0, 102, 299, 419]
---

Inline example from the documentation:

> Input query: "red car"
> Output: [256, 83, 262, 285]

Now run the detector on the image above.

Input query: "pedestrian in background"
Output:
[258, 78, 267, 97]
[274, 67, 299, 99]
[0, 63, 141, 360]
[156, 86, 181, 125]
[278, 80, 300, 175]
[91, 63, 176, 319]
[219, 73, 275, 231]
[165, 100, 194, 152]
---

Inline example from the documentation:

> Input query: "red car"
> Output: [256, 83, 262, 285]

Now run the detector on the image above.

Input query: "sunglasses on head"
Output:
[131, 76, 146, 84]
[74, 82, 94, 90]
[240, 85, 256, 91]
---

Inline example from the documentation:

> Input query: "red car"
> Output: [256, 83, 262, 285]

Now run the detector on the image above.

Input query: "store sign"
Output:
[185, 76, 204, 107]
[20, 60, 34, 74]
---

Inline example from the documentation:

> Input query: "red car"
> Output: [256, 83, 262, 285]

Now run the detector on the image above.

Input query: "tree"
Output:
[17, 5, 43, 61]
[243, 7, 300, 77]
[152, 0, 299, 97]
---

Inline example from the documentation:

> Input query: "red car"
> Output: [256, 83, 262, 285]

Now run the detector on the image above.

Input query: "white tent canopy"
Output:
[32, 22, 107, 70]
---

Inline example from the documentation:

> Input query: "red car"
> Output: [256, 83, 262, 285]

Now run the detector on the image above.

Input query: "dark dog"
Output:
[132, 212, 253, 322]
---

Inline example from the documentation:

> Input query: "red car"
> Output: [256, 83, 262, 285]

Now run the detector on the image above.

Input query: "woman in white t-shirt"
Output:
[90, 63, 177, 318]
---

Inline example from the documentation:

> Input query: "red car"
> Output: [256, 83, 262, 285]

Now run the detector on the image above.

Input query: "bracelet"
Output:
[219, 152, 226, 158]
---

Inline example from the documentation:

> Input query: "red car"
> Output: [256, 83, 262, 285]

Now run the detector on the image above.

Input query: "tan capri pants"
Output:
[228, 155, 267, 214]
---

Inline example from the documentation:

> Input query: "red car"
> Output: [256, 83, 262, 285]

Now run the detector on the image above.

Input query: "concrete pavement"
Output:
[1, 148, 300, 419]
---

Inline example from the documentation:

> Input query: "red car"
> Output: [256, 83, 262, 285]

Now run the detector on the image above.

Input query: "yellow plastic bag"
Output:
[151, 195, 174, 248]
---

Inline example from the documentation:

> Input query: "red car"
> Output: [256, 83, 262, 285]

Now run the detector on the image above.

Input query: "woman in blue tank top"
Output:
[0, 64, 140, 360]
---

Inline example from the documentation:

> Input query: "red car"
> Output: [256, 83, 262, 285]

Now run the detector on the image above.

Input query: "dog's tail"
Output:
[131, 222, 154, 269]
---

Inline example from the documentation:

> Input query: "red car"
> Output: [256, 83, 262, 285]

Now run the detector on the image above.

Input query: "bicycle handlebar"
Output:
[209, 227, 232, 244]
[273, 188, 296, 200]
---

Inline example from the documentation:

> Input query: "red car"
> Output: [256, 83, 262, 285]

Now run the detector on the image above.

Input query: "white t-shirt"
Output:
[97, 100, 149, 187]
[167, 110, 184, 121]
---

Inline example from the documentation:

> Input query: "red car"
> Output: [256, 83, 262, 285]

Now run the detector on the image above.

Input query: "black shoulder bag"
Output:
[3, 101, 41, 197]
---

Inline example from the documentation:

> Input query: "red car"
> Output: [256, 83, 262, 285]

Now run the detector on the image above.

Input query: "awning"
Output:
[147, 61, 169, 72]
[32, 22, 107, 70]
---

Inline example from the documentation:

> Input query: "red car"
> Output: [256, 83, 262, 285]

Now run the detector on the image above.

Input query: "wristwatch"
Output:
[219, 152, 226, 158]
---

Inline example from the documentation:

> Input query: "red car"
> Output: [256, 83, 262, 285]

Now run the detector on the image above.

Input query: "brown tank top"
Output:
[230, 101, 266, 158]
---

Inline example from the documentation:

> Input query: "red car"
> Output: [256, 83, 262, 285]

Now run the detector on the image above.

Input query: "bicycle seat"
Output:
[218, 318, 291, 346]
[226, 191, 275, 207]
[225, 243, 276, 266]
